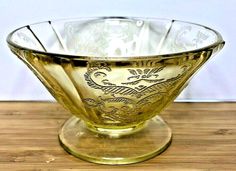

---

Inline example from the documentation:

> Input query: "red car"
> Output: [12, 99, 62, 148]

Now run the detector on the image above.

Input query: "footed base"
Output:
[58, 116, 172, 165]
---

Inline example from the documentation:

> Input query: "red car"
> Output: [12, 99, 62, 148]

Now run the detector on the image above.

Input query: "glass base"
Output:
[58, 116, 172, 165]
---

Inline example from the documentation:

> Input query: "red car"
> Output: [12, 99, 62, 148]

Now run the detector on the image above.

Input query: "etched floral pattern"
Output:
[83, 61, 193, 123]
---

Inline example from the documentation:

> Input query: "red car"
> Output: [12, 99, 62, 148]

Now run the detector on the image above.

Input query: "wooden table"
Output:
[0, 102, 235, 171]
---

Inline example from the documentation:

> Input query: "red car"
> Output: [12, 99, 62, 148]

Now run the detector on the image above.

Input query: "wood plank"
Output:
[0, 102, 235, 171]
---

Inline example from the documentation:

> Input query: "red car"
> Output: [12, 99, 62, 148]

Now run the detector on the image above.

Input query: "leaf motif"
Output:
[137, 69, 142, 74]
[152, 66, 165, 73]
[127, 75, 140, 80]
[144, 69, 150, 74]
[147, 66, 165, 76]
[128, 69, 137, 75]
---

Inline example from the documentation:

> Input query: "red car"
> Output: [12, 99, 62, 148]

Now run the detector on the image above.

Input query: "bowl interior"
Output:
[8, 17, 222, 57]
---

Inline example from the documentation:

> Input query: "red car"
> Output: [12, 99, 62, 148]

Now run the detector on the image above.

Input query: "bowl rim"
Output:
[6, 16, 225, 60]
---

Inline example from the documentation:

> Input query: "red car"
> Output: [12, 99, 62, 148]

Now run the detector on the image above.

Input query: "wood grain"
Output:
[0, 101, 235, 171]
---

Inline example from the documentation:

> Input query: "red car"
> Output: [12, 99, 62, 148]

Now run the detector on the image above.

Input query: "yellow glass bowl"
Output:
[7, 17, 224, 164]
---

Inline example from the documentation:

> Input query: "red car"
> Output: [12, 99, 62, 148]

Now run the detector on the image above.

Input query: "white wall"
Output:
[0, 0, 235, 101]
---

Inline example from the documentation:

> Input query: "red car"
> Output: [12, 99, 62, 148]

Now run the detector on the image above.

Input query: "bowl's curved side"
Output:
[7, 17, 225, 129]
[8, 43, 223, 129]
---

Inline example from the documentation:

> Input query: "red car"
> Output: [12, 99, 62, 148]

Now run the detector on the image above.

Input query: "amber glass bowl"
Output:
[7, 17, 224, 164]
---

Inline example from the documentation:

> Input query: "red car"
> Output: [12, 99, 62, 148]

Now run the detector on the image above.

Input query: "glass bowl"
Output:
[7, 17, 224, 165]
